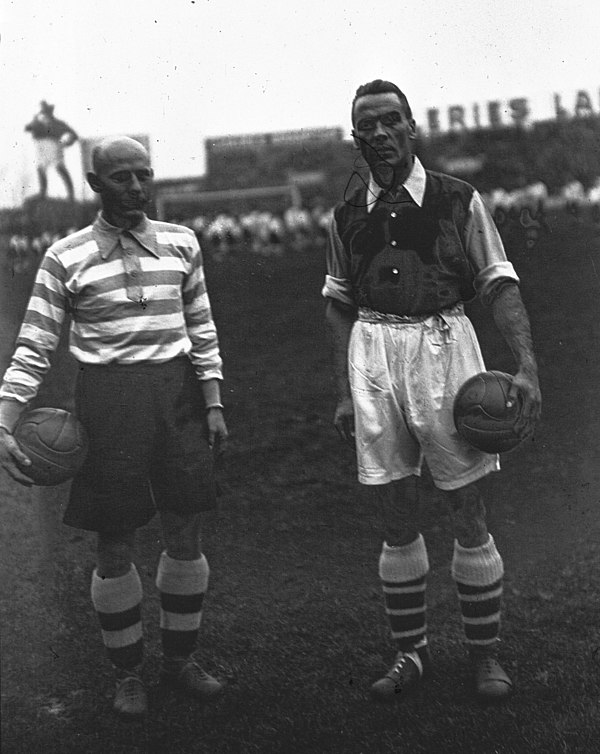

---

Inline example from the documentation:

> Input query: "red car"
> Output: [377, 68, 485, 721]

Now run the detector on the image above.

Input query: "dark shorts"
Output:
[64, 357, 216, 533]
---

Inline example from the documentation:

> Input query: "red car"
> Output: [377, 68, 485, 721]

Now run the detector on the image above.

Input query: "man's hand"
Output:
[507, 369, 541, 440]
[206, 408, 228, 456]
[333, 396, 356, 446]
[0, 428, 35, 486]
[60, 132, 77, 147]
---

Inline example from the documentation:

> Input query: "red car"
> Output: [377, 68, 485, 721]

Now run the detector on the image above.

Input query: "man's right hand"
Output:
[0, 429, 34, 486]
[333, 396, 356, 446]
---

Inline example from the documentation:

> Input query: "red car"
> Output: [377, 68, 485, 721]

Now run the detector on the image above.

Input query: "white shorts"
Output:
[35, 138, 64, 169]
[349, 306, 500, 490]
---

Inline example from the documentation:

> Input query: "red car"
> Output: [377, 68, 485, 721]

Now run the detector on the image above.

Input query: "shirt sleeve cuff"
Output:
[0, 398, 28, 432]
[194, 368, 224, 382]
[475, 262, 520, 305]
[321, 275, 355, 307]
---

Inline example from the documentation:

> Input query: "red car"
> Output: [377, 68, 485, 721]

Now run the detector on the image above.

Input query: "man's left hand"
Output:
[508, 369, 541, 440]
[207, 408, 228, 455]
[60, 132, 77, 147]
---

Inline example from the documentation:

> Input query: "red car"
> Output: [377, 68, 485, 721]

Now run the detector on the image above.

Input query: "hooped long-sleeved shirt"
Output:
[0, 213, 223, 404]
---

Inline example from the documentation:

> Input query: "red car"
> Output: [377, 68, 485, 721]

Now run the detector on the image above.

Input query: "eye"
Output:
[356, 118, 376, 131]
[110, 171, 131, 183]
[380, 111, 403, 126]
[135, 170, 152, 182]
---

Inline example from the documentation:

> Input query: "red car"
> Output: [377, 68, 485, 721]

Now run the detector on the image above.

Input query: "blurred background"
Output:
[1, 0, 600, 249]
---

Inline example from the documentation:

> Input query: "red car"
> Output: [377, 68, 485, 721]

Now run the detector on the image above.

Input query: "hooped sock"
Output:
[156, 551, 209, 661]
[451, 534, 504, 651]
[378, 534, 429, 653]
[91, 565, 143, 670]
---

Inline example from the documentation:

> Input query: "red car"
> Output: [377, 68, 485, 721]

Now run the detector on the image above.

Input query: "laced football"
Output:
[14, 407, 89, 486]
[453, 371, 523, 454]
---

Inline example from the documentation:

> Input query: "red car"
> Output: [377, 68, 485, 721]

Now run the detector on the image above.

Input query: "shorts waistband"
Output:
[357, 303, 464, 324]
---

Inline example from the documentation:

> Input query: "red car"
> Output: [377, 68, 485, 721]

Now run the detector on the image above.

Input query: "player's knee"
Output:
[96, 532, 135, 578]
[161, 511, 202, 560]
[446, 482, 482, 511]
[376, 478, 420, 546]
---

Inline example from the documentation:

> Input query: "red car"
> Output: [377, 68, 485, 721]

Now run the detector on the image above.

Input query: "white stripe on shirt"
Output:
[0, 215, 223, 404]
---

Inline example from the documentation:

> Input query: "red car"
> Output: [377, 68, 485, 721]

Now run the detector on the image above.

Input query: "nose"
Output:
[129, 175, 143, 193]
[372, 120, 387, 140]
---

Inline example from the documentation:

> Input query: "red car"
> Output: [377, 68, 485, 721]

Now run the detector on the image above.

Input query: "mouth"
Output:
[371, 147, 396, 162]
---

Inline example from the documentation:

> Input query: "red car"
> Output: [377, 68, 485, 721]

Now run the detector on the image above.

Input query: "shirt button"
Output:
[391, 212, 397, 218]
[390, 240, 397, 247]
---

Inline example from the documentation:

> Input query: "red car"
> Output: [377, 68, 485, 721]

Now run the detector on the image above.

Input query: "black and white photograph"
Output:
[1, 1, 599, 751]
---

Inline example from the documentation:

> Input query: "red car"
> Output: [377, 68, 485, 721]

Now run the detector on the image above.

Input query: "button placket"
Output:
[386, 200, 403, 247]
[121, 235, 145, 304]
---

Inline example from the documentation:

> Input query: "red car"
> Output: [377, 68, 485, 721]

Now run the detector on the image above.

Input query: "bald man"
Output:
[0, 137, 228, 718]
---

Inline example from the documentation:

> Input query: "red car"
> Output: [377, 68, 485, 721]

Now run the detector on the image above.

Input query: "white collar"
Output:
[367, 155, 426, 212]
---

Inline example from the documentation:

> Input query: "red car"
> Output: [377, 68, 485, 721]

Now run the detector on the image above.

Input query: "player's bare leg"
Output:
[56, 163, 75, 202]
[371, 477, 430, 703]
[160, 509, 203, 560]
[446, 482, 513, 701]
[157, 510, 222, 701]
[376, 476, 420, 547]
[36, 167, 48, 200]
[96, 531, 136, 577]
[446, 482, 488, 548]
[93, 530, 147, 717]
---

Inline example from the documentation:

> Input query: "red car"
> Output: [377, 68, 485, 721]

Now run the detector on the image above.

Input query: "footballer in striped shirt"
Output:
[0, 136, 228, 717]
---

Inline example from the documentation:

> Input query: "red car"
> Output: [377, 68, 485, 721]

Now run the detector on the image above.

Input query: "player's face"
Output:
[89, 144, 153, 229]
[352, 93, 416, 188]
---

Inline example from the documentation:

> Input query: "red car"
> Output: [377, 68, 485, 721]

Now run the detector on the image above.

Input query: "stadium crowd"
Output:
[6, 228, 78, 274]
[482, 177, 600, 222]
[5, 178, 600, 275]
[172, 204, 333, 260]
[4, 206, 333, 273]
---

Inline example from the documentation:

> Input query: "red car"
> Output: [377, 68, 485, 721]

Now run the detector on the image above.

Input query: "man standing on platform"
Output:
[25, 100, 78, 202]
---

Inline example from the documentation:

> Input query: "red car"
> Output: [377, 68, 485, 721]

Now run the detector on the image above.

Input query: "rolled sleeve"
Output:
[466, 190, 519, 304]
[321, 215, 355, 306]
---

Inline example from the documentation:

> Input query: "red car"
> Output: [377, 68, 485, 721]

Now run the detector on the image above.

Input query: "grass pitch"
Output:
[1, 211, 600, 753]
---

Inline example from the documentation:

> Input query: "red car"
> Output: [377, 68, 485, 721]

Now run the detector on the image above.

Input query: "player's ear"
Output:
[87, 172, 102, 193]
[408, 118, 417, 140]
[351, 130, 362, 150]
